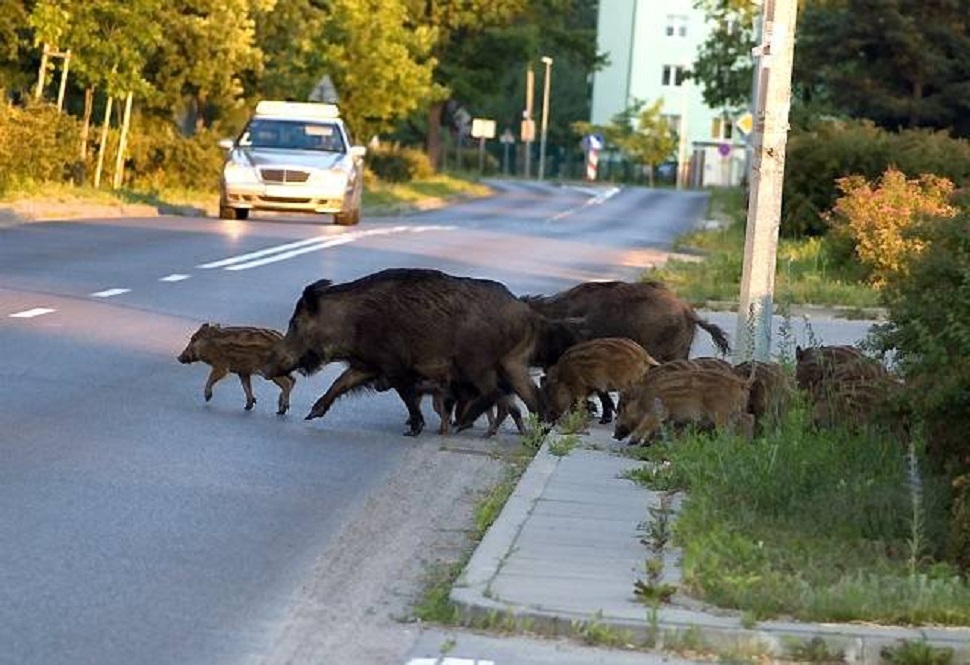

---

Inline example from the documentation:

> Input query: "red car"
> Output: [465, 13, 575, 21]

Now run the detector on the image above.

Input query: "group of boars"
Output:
[177, 267, 897, 444]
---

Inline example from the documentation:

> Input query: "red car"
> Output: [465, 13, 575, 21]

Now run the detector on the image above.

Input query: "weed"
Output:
[412, 560, 464, 624]
[558, 403, 591, 435]
[547, 433, 579, 457]
[571, 611, 634, 648]
[880, 638, 954, 665]
[635, 493, 678, 604]
[520, 413, 550, 451]
[783, 636, 845, 663]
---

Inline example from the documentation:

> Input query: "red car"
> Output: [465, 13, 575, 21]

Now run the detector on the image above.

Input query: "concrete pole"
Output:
[35, 43, 50, 101]
[112, 91, 134, 190]
[734, 0, 799, 362]
[538, 56, 553, 181]
[676, 72, 690, 190]
[523, 65, 534, 178]
[56, 50, 71, 111]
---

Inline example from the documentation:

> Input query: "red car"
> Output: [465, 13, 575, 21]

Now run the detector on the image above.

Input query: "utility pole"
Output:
[538, 56, 553, 181]
[734, 0, 799, 362]
[523, 64, 535, 178]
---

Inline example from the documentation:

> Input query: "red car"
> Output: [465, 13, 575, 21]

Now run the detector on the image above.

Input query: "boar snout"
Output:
[177, 349, 195, 364]
[613, 424, 631, 440]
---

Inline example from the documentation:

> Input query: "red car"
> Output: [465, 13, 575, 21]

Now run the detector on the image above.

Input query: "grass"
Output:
[627, 403, 970, 626]
[0, 173, 490, 219]
[646, 187, 881, 310]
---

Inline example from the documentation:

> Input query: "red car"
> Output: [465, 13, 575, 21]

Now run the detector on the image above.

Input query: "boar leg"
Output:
[394, 384, 426, 436]
[306, 367, 379, 421]
[271, 375, 294, 415]
[204, 365, 229, 402]
[497, 361, 541, 418]
[597, 390, 616, 424]
[238, 373, 257, 410]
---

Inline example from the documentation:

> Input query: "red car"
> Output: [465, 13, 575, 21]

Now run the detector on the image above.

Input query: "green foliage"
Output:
[644, 407, 967, 625]
[0, 103, 80, 194]
[365, 143, 435, 183]
[574, 98, 677, 176]
[448, 146, 500, 175]
[783, 120, 970, 237]
[869, 207, 970, 475]
[124, 116, 224, 191]
[794, 0, 970, 139]
[880, 639, 954, 665]
[689, 0, 757, 113]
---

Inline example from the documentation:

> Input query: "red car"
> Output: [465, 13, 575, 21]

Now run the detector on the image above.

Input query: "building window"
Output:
[662, 114, 681, 131]
[666, 15, 688, 37]
[661, 65, 687, 87]
[711, 117, 735, 140]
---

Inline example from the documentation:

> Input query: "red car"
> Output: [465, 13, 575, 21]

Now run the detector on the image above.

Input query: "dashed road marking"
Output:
[406, 659, 494, 665]
[90, 288, 131, 298]
[9, 307, 56, 319]
[160, 273, 191, 282]
[547, 186, 621, 222]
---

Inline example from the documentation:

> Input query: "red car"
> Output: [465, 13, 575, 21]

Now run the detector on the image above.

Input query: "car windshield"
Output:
[237, 119, 346, 153]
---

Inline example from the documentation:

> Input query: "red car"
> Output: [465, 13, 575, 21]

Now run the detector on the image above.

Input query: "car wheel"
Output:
[235, 208, 250, 220]
[220, 205, 249, 220]
[334, 207, 360, 226]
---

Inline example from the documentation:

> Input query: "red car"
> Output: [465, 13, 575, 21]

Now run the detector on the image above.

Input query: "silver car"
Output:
[218, 101, 366, 225]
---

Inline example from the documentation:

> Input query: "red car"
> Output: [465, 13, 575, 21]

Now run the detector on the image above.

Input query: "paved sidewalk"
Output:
[450, 424, 970, 664]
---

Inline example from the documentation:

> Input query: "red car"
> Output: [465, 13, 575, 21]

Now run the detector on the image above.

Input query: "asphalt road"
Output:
[0, 181, 713, 664]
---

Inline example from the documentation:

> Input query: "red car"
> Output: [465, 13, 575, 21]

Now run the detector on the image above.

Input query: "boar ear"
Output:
[795, 345, 804, 360]
[300, 280, 331, 316]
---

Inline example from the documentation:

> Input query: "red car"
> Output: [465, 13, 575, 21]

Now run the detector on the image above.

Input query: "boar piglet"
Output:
[795, 345, 889, 397]
[262, 268, 545, 436]
[177, 323, 295, 414]
[613, 367, 753, 445]
[541, 337, 660, 424]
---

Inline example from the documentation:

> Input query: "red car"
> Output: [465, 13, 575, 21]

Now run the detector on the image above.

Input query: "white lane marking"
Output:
[547, 186, 621, 222]
[9, 307, 56, 319]
[202, 225, 456, 272]
[90, 288, 131, 298]
[160, 273, 191, 282]
[405, 659, 493, 665]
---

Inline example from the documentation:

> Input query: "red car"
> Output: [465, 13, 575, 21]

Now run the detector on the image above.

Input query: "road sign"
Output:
[499, 128, 515, 144]
[581, 133, 604, 151]
[718, 142, 732, 157]
[520, 119, 536, 142]
[471, 118, 496, 139]
[735, 111, 754, 135]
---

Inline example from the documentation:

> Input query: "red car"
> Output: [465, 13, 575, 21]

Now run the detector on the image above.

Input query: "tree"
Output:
[688, 0, 757, 114]
[794, 0, 970, 137]
[573, 99, 678, 185]
[147, 0, 273, 132]
[0, 0, 29, 96]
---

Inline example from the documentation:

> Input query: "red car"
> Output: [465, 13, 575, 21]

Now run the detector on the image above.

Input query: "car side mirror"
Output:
[218, 138, 235, 150]
[350, 145, 367, 159]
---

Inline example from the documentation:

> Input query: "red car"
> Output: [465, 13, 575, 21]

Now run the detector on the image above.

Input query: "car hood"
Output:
[233, 148, 348, 171]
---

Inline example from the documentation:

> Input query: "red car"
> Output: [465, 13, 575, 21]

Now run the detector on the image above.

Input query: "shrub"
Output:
[783, 119, 970, 237]
[449, 146, 500, 175]
[824, 169, 958, 287]
[125, 116, 225, 191]
[0, 102, 81, 194]
[365, 143, 434, 182]
[869, 207, 970, 475]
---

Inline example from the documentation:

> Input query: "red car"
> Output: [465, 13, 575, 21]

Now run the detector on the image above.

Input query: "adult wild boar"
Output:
[541, 337, 660, 423]
[262, 268, 571, 435]
[524, 281, 731, 420]
[795, 345, 889, 397]
[177, 323, 295, 415]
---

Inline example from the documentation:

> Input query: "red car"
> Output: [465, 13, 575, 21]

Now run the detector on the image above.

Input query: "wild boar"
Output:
[613, 368, 754, 444]
[522, 280, 731, 362]
[809, 374, 907, 436]
[262, 268, 562, 436]
[177, 323, 295, 415]
[523, 280, 730, 419]
[795, 345, 889, 397]
[541, 337, 660, 423]
[732, 360, 794, 428]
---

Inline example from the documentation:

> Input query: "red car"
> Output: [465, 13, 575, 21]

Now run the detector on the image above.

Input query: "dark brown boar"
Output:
[522, 280, 731, 361]
[613, 368, 753, 444]
[177, 323, 295, 415]
[541, 338, 660, 423]
[795, 345, 889, 397]
[262, 268, 553, 436]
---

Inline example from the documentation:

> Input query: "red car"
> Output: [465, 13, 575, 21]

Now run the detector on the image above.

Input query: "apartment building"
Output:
[591, 0, 746, 186]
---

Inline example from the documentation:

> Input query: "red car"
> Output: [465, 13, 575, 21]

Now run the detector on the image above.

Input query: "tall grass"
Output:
[631, 404, 968, 625]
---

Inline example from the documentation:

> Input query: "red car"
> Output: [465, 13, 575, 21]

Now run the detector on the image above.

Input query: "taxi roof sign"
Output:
[254, 101, 341, 120]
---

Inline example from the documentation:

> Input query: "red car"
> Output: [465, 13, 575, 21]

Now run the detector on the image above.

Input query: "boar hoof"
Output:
[599, 415, 613, 425]
[245, 399, 256, 411]
[204, 391, 213, 402]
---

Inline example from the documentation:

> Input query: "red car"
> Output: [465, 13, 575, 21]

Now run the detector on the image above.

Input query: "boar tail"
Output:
[696, 317, 731, 356]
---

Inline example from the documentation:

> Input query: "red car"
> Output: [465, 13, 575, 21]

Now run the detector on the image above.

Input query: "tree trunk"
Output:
[909, 78, 923, 128]
[426, 101, 443, 170]
[112, 91, 134, 190]
[94, 95, 114, 189]
[195, 92, 207, 134]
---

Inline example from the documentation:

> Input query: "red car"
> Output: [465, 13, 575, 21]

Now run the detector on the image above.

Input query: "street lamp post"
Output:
[538, 56, 553, 181]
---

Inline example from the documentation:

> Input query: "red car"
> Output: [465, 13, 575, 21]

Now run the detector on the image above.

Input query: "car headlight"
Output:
[309, 168, 349, 187]
[223, 152, 259, 184]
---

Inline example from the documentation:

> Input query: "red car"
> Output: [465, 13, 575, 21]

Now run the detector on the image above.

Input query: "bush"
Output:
[825, 169, 958, 287]
[783, 119, 970, 237]
[365, 143, 434, 182]
[869, 208, 970, 479]
[449, 146, 500, 175]
[0, 102, 81, 194]
[125, 116, 225, 191]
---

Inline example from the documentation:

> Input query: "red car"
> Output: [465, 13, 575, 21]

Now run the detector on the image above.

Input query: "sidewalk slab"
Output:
[450, 425, 970, 664]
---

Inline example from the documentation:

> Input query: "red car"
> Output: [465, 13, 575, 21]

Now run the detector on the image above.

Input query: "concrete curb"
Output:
[449, 437, 970, 664]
